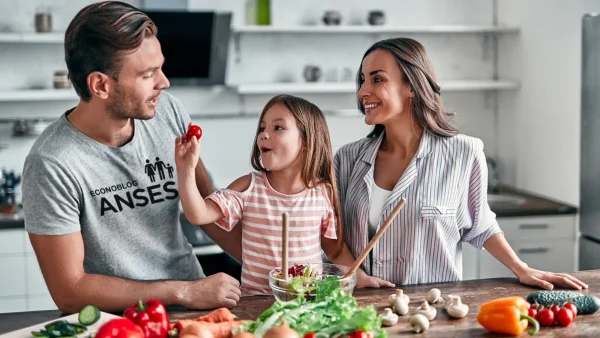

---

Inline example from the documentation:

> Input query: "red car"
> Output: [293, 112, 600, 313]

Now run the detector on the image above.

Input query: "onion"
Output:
[263, 319, 299, 338]
[232, 333, 257, 338]
[180, 323, 214, 338]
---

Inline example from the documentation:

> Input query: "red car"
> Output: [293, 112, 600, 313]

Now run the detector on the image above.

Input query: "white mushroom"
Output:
[410, 314, 430, 333]
[393, 295, 409, 316]
[446, 295, 469, 319]
[379, 308, 398, 327]
[388, 288, 410, 306]
[416, 301, 437, 321]
[426, 288, 443, 304]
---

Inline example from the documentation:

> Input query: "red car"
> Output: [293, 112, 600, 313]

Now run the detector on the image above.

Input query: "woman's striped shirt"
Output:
[334, 130, 502, 285]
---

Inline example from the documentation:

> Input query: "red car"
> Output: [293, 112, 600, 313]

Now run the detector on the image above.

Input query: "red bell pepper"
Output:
[95, 318, 144, 338]
[123, 300, 170, 338]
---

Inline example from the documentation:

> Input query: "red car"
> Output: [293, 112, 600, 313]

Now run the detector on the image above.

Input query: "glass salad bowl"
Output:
[268, 263, 356, 302]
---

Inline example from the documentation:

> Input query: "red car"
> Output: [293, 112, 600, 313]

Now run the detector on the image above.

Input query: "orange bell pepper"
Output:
[477, 296, 539, 336]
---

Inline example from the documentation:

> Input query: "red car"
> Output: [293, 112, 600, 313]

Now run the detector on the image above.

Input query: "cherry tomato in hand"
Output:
[564, 303, 578, 318]
[304, 333, 316, 338]
[349, 330, 369, 338]
[556, 308, 574, 327]
[186, 124, 202, 140]
[537, 308, 555, 327]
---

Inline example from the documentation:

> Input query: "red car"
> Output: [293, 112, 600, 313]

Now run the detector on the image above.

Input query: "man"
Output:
[22, 1, 241, 313]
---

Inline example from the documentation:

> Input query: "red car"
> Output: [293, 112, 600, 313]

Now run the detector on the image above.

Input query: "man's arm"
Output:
[192, 158, 243, 262]
[29, 232, 241, 314]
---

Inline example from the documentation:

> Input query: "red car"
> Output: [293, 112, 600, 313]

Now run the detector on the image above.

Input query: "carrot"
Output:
[195, 308, 237, 323]
[178, 321, 244, 338]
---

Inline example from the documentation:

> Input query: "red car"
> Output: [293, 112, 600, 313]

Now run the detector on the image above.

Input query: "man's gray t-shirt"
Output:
[23, 92, 204, 281]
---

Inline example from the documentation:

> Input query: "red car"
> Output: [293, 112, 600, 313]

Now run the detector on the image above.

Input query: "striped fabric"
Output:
[334, 130, 502, 285]
[207, 171, 337, 295]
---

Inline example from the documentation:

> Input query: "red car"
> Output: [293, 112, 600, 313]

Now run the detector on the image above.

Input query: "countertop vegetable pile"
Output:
[234, 288, 385, 338]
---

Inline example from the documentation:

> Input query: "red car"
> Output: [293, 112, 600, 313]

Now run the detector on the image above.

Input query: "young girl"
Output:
[175, 94, 390, 295]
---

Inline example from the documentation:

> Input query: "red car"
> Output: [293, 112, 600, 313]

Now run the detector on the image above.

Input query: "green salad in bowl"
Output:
[269, 263, 356, 302]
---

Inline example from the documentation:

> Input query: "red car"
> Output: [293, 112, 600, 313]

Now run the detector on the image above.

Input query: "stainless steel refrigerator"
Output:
[580, 13, 600, 269]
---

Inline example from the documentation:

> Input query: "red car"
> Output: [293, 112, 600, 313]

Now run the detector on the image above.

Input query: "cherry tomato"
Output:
[304, 333, 316, 338]
[556, 308, 574, 327]
[550, 304, 561, 320]
[537, 308, 555, 327]
[186, 124, 202, 140]
[528, 307, 538, 319]
[564, 303, 578, 318]
[349, 330, 369, 338]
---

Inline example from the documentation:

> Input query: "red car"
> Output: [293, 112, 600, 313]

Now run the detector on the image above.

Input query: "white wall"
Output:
[0, 0, 499, 193]
[497, 0, 600, 206]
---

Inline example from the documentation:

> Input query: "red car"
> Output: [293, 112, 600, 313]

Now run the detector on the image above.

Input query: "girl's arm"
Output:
[178, 170, 224, 225]
[175, 135, 224, 225]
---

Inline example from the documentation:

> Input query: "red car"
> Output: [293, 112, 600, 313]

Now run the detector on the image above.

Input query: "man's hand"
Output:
[179, 273, 241, 309]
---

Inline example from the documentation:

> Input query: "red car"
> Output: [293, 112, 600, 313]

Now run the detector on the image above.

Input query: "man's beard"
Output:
[106, 85, 154, 121]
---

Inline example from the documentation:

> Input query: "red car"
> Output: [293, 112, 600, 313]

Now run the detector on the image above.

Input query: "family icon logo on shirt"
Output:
[144, 157, 174, 182]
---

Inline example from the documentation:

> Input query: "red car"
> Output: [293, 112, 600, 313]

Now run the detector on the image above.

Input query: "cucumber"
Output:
[78, 305, 101, 326]
[526, 291, 600, 315]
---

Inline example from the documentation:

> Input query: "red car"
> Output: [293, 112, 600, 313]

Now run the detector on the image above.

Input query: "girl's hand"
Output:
[356, 269, 395, 288]
[515, 264, 588, 290]
[175, 131, 201, 176]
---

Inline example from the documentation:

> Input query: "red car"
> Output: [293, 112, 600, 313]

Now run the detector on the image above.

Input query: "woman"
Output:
[334, 37, 587, 290]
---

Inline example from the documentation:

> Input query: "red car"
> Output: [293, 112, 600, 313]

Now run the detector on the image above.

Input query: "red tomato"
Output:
[564, 303, 578, 318]
[304, 333, 316, 338]
[186, 124, 202, 140]
[349, 330, 369, 338]
[528, 307, 538, 319]
[556, 308, 574, 327]
[537, 308, 555, 327]
[550, 304, 561, 317]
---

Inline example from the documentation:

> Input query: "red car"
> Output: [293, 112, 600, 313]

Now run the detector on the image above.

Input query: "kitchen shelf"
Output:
[0, 89, 78, 102]
[0, 33, 64, 43]
[233, 25, 520, 34]
[235, 80, 520, 95]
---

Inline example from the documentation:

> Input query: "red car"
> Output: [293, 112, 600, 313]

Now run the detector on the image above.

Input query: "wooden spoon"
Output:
[282, 212, 289, 282]
[343, 198, 407, 279]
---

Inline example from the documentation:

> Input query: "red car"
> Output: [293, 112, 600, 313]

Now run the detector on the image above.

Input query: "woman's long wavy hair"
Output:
[356, 38, 459, 138]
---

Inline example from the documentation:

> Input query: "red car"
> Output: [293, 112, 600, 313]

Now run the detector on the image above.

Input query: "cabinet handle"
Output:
[518, 248, 549, 254]
[519, 224, 549, 230]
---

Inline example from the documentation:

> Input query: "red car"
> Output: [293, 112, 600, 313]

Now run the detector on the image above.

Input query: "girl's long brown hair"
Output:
[251, 95, 344, 257]
[357, 38, 459, 138]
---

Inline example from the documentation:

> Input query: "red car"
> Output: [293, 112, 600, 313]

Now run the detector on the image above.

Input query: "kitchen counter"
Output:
[1, 270, 599, 337]
[0, 185, 578, 230]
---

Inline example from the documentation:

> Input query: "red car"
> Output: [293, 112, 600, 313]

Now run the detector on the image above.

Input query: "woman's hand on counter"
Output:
[356, 269, 395, 288]
[514, 264, 589, 290]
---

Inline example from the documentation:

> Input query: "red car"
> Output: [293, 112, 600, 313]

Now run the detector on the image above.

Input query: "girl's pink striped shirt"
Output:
[207, 171, 337, 295]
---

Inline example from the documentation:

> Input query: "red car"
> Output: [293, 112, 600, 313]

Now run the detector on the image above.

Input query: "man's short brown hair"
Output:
[65, 1, 157, 101]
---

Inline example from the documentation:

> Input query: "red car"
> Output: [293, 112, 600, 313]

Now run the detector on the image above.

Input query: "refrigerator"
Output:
[580, 13, 600, 270]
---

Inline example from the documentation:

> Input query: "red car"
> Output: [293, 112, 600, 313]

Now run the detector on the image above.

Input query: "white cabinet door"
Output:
[462, 243, 479, 280]
[499, 215, 576, 242]
[0, 296, 28, 313]
[0, 229, 25, 254]
[28, 294, 57, 311]
[0, 255, 27, 297]
[480, 239, 575, 279]
[26, 254, 50, 295]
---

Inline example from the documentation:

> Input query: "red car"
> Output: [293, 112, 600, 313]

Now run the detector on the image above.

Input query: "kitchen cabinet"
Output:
[0, 229, 56, 313]
[464, 215, 578, 280]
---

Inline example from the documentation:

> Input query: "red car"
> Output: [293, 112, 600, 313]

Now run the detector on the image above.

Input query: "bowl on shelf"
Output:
[268, 263, 356, 302]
